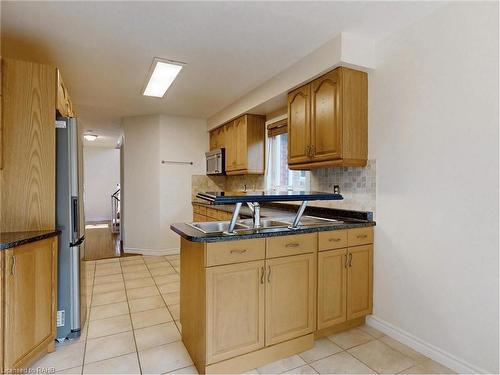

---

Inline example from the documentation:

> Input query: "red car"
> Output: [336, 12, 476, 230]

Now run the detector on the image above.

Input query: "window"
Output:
[266, 132, 310, 191]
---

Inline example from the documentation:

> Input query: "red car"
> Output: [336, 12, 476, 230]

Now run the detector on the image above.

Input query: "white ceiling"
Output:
[2, 1, 446, 139]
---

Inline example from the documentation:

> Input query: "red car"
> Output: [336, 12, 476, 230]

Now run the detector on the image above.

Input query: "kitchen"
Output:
[0, 1, 498, 375]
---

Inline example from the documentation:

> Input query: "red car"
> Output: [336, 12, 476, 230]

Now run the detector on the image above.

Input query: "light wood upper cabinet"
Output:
[288, 85, 311, 164]
[1, 58, 56, 232]
[317, 249, 347, 329]
[288, 67, 367, 169]
[3, 237, 58, 370]
[56, 70, 75, 117]
[209, 126, 226, 151]
[206, 260, 265, 364]
[347, 244, 373, 320]
[265, 253, 316, 346]
[311, 69, 342, 161]
[222, 114, 265, 175]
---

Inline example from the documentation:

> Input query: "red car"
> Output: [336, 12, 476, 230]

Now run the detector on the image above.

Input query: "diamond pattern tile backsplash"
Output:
[191, 159, 376, 216]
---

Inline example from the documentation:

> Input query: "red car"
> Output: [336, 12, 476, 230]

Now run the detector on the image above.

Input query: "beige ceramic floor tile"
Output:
[31, 341, 85, 371]
[87, 314, 132, 339]
[147, 261, 172, 270]
[150, 267, 177, 276]
[242, 369, 259, 374]
[90, 301, 129, 321]
[131, 307, 173, 329]
[94, 265, 122, 276]
[402, 359, 455, 374]
[84, 331, 136, 364]
[91, 290, 127, 306]
[299, 338, 343, 363]
[92, 281, 125, 295]
[175, 320, 182, 333]
[328, 328, 374, 349]
[359, 325, 385, 339]
[167, 365, 199, 374]
[127, 285, 160, 300]
[96, 258, 120, 264]
[120, 257, 144, 264]
[162, 291, 180, 306]
[283, 364, 318, 374]
[134, 321, 181, 351]
[165, 254, 180, 261]
[138, 341, 193, 374]
[129, 295, 166, 313]
[123, 270, 152, 280]
[169, 304, 180, 320]
[122, 264, 149, 273]
[125, 276, 156, 289]
[83, 352, 140, 374]
[94, 273, 123, 285]
[257, 354, 306, 374]
[155, 274, 179, 285]
[310, 352, 376, 374]
[159, 281, 180, 294]
[379, 336, 428, 363]
[144, 256, 166, 264]
[348, 340, 414, 374]
[56, 365, 83, 374]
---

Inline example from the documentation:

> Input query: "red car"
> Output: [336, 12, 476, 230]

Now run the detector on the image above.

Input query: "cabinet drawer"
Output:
[206, 238, 265, 267]
[193, 213, 206, 222]
[192, 204, 207, 216]
[319, 230, 347, 251]
[206, 207, 219, 219]
[348, 227, 373, 247]
[266, 233, 317, 259]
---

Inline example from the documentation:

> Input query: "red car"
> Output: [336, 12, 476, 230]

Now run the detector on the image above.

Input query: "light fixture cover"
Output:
[84, 134, 98, 141]
[143, 58, 184, 97]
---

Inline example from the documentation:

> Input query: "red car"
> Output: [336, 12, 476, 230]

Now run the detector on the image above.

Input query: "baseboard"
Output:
[366, 315, 488, 374]
[123, 247, 180, 256]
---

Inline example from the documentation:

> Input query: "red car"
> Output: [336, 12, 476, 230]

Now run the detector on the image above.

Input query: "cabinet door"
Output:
[288, 84, 311, 164]
[217, 126, 226, 149]
[347, 245, 373, 320]
[311, 69, 342, 162]
[317, 249, 347, 329]
[265, 253, 316, 345]
[209, 129, 218, 150]
[206, 260, 265, 364]
[4, 238, 57, 369]
[225, 121, 237, 171]
[234, 116, 248, 171]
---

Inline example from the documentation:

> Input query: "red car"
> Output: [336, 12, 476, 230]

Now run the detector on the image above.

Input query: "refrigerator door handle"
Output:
[71, 196, 78, 240]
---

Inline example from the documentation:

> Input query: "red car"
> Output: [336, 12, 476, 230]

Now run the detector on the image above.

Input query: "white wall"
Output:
[83, 147, 120, 222]
[122, 114, 207, 254]
[368, 3, 498, 373]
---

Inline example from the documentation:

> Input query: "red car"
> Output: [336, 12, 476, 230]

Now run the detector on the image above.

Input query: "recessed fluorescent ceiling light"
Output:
[143, 58, 184, 97]
[84, 134, 98, 141]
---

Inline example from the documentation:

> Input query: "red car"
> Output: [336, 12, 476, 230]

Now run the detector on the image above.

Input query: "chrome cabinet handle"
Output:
[285, 242, 300, 248]
[11, 255, 16, 276]
[230, 249, 247, 254]
[267, 266, 271, 283]
[260, 266, 265, 284]
[357, 234, 368, 239]
[348, 253, 353, 267]
[329, 238, 341, 242]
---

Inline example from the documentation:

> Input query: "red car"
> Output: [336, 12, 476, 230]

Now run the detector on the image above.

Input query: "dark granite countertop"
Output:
[174, 204, 375, 243]
[0, 230, 61, 250]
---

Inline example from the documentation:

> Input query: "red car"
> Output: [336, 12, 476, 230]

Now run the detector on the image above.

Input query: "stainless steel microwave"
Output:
[205, 148, 225, 175]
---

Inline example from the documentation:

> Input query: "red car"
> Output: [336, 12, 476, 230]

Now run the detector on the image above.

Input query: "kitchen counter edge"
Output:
[0, 230, 61, 250]
[170, 221, 375, 243]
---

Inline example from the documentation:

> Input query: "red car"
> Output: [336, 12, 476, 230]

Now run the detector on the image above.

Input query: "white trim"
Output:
[366, 315, 489, 374]
[123, 246, 179, 257]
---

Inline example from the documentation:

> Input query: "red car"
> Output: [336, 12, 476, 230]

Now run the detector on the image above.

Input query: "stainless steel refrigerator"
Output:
[56, 116, 86, 341]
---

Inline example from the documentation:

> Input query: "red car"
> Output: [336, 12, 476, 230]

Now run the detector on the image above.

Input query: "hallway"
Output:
[84, 222, 121, 260]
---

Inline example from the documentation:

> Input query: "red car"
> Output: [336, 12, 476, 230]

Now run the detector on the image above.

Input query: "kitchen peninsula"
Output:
[171, 192, 375, 374]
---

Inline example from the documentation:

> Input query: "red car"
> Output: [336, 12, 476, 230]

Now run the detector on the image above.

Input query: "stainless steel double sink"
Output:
[187, 216, 341, 234]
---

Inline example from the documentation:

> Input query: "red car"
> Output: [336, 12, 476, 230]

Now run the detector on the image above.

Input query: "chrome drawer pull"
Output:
[230, 249, 247, 254]
[329, 238, 341, 242]
[285, 242, 300, 248]
[357, 234, 368, 239]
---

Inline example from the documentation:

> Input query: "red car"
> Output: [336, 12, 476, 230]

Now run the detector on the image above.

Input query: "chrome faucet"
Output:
[247, 202, 261, 228]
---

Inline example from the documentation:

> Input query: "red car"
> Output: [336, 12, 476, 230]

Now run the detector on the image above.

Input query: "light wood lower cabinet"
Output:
[347, 244, 373, 320]
[206, 260, 265, 363]
[265, 253, 316, 345]
[3, 237, 58, 370]
[317, 249, 347, 329]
